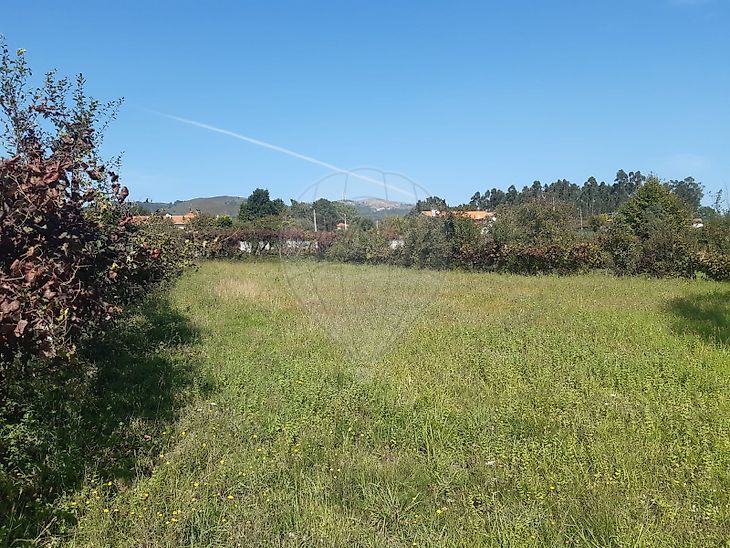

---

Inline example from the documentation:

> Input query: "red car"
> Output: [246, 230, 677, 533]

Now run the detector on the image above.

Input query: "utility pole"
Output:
[313, 208, 318, 232]
[343, 212, 347, 230]
[579, 207, 583, 231]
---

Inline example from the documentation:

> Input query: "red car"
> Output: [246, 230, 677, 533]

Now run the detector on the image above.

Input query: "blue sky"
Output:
[3, 0, 729, 204]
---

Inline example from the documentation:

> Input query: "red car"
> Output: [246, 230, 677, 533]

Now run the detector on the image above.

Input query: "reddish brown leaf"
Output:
[14, 319, 28, 337]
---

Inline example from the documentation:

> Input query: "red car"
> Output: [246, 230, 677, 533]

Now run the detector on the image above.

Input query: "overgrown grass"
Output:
[31, 261, 730, 546]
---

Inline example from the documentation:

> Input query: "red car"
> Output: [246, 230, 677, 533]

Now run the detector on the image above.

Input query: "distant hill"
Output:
[130, 196, 414, 220]
[130, 196, 245, 217]
[341, 198, 413, 220]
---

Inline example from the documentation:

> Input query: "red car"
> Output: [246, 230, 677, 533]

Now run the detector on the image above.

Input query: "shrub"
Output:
[455, 240, 604, 275]
[601, 220, 642, 275]
[454, 240, 500, 271]
[636, 226, 695, 278]
[699, 215, 730, 255]
[696, 252, 730, 282]
[603, 177, 696, 277]
[492, 199, 578, 246]
[446, 215, 482, 255]
[127, 215, 194, 285]
[0, 45, 185, 361]
[188, 212, 233, 230]
[400, 216, 451, 269]
[325, 228, 390, 264]
[568, 241, 606, 272]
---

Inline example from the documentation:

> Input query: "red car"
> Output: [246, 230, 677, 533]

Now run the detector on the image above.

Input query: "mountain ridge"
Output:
[130, 196, 414, 219]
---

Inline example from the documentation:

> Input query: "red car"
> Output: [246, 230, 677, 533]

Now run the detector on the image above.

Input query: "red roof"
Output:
[167, 212, 197, 225]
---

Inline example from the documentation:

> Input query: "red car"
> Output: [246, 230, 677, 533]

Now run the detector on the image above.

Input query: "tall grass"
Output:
[46, 261, 730, 546]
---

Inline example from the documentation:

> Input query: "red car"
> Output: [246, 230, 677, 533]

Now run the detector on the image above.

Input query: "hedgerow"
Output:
[454, 240, 605, 274]
[190, 227, 334, 258]
[185, 210, 726, 282]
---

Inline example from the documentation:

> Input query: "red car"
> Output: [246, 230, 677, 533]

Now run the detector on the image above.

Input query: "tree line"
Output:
[412, 170, 715, 220]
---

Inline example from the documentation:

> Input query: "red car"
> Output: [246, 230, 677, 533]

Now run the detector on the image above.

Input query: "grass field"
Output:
[62, 260, 729, 547]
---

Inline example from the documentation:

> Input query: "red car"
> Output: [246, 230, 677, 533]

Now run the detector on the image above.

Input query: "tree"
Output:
[380, 215, 408, 237]
[492, 200, 578, 246]
[528, 180, 543, 200]
[285, 198, 359, 231]
[412, 196, 448, 215]
[447, 214, 481, 252]
[128, 202, 150, 215]
[401, 216, 451, 269]
[582, 177, 599, 215]
[286, 199, 314, 230]
[190, 213, 233, 229]
[712, 189, 728, 215]
[666, 177, 704, 213]
[353, 217, 376, 231]
[313, 198, 340, 231]
[333, 201, 360, 226]
[603, 176, 695, 276]
[488, 188, 506, 209]
[619, 177, 690, 238]
[238, 188, 281, 222]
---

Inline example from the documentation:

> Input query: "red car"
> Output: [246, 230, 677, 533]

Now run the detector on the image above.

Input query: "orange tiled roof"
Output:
[164, 212, 197, 225]
[457, 210, 495, 220]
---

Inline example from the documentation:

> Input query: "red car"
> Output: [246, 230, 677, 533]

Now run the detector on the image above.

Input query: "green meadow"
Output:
[61, 261, 728, 547]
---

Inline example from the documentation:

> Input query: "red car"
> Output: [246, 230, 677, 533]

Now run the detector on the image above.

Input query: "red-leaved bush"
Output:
[0, 44, 186, 362]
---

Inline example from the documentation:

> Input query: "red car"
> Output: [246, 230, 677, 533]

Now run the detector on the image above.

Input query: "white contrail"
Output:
[156, 112, 416, 200]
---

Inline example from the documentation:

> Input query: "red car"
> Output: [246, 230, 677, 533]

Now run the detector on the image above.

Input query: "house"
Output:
[129, 211, 198, 229]
[458, 210, 496, 222]
[167, 211, 198, 228]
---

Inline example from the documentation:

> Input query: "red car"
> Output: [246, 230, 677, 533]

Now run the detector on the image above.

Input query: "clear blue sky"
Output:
[3, 0, 729, 205]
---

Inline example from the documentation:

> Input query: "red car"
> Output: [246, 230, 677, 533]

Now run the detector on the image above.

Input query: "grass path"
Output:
[68, 261, 729, 547]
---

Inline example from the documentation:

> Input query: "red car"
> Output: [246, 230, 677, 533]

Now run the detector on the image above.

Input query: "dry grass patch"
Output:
[213, 276, 261, 300]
